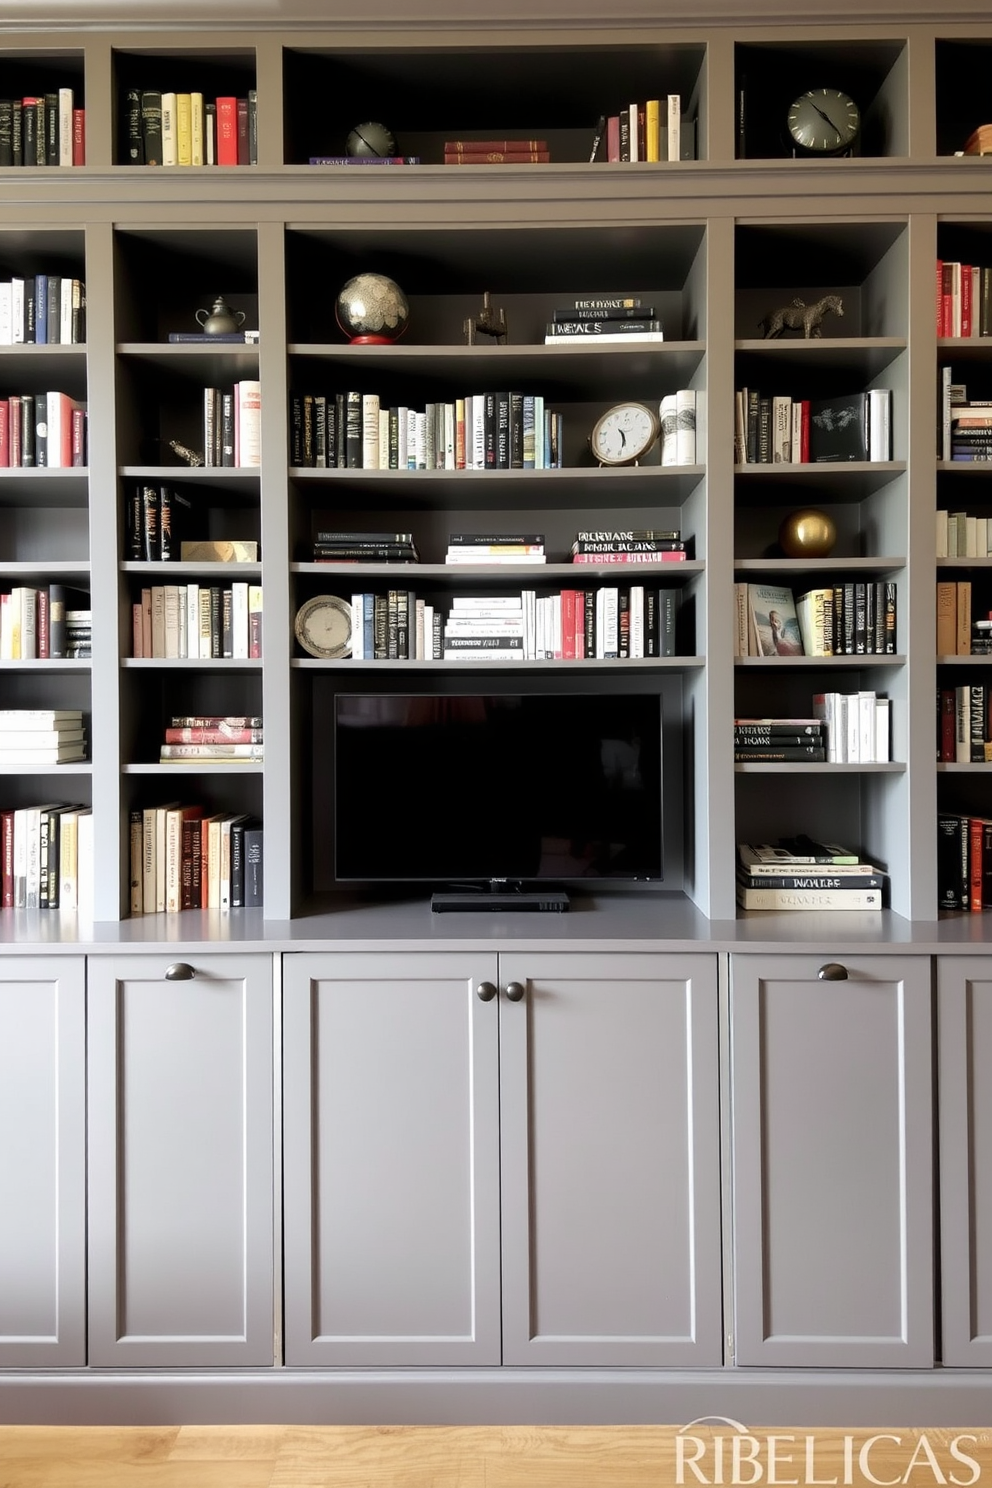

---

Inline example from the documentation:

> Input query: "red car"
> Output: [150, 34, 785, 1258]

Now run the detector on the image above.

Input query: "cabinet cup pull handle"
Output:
[476, 981, 497, 1002]
[505, 981, 526, 1002]
[165, 962, 196, 981]
[817, 962, 849, 981]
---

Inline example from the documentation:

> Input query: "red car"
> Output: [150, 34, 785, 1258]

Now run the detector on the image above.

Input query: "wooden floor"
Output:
[0, 1425, 990, 1488]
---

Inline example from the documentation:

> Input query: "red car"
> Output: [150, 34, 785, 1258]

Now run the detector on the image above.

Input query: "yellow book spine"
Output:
[645, 99, 661, 162]
[190, 92, 204, 166]
[176, 92, 192, 165]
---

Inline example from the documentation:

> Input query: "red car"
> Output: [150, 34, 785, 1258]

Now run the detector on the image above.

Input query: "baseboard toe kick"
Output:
[3, 1367, 992, 1427]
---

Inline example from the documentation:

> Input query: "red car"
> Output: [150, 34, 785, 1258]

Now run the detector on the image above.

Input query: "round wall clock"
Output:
[294, 595, 353, 658]
[787, 88, 860, 156]
[590, 401, 661, 467]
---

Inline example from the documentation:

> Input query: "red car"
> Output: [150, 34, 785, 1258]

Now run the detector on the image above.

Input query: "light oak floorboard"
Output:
[1, 1424, 990, 1488]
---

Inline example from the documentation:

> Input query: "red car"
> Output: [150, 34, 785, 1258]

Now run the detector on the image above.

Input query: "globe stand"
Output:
[348, 334, 398, 345]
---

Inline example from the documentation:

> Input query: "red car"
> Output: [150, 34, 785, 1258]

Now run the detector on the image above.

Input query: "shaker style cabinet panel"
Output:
[86, 953, 275, 1367]
[937, 956, 992, 1366]
[0, 956, 85, 1367]
[729, 953, 933, 1367]
[282, 951, 502, 1366]
[497, 950, 723, 1366]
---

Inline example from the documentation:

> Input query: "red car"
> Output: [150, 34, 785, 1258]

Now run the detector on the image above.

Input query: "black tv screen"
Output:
[334, 691, 663, 886]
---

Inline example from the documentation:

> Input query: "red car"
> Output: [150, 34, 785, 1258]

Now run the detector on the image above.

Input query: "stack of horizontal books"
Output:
[0, 708, 85, 764]
[445, 532, 546, 565]
[443, 138, 549, 164]
[736, 838, 887, 911]
[159, 714, 263, 764]
[571, 528, 687, 565]
[313, 530, 419, 564]
[733, 717, 825, 763]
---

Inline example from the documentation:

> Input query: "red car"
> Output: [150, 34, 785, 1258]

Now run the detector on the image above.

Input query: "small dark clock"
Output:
[787, 88, 860, 156]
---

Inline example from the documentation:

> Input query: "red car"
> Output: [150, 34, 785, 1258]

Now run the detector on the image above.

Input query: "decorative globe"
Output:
[778, 508, 837, 558]
[335, 273, 410, 345]
[346, 121, 396, 158]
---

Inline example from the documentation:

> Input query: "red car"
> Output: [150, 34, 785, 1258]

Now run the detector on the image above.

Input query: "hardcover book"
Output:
[747, 584, 803, 656]
[808, 392, 869, 462]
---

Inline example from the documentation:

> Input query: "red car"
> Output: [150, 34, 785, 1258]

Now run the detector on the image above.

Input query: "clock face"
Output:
[294, 595, 353, 659]
[591, 402, 661, 466]
[787, 89, 860, 155]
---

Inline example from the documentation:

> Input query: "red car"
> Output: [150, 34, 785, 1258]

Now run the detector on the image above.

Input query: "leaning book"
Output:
[747, 584, 804, 656]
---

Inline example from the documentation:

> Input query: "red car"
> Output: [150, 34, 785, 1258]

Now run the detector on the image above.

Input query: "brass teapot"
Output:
[195, 296, 246, 335]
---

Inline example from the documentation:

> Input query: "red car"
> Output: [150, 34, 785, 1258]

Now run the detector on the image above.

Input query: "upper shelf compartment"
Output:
[111, 46, 257, 166]
[734, 38, 908, 161]
[935, 39, 992, 159]
[281, 43, 707, 166]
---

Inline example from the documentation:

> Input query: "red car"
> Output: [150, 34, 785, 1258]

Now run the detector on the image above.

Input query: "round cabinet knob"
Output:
[165, 962, 196, 981]
[505, 981, 526, 1002]
[476, 981, 497, 1002]
[817, 962, 849, 982]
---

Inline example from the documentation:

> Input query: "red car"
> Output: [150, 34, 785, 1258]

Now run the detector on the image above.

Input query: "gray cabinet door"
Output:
[499, 951, 723, 1366]
[938, 956, 992, 1365]
[730, 953, 933, 1367]
[87, 953, 274, 1366]
[282, 951, 501, 1366]
[0, 955, 85, 1366]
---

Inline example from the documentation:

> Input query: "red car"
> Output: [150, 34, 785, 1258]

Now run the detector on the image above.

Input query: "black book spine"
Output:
[141, 484, 158, 560]
[141, 90, 163, 167]
[24, 276, 35, 343]
[885, 581, 897, 652]
[71, 279, 84, 344]
[0, 100, 12, 166]
[124, 87, 143, 163]
[47, 275, 60, 344]
[660, 589, 680, 657]
[209, 586, 222, 657]
[334, 392, 345, 468]
[159, 484, 172, 561]
[244, 827, 263, 907]
[230, 820, 245, 908]
[22, 98, 36, 166]
[584, 589, 596, 657]
[10, 99, 22, 167]
[496, 393, 510, 469]
[45, 92, 58, 166]
[644, 588, 658, 656]
[373, 594, 388, 658]
[128, 484, 143, 560]
[483, 392, 497, 469]
[314, 395, 327, 467]
[222, 587, 233, 657]
[971, 683, 987, 762]
[509, 391, 524, 469]
[302, 393, 314, 465]
[48, 583, 67, 657]
[289, 394, 302, 465]
[221, 390, 235, 466]
[345, 390, 362, 469]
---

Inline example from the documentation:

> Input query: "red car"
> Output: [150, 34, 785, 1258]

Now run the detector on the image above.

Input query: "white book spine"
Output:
[660, 393, 678, 465]
[628, 102, 639, 162]
[237, 380, 262, 467]
[59, 87, 73, 166]
[875, 698, 891, 762]
[935, 508, 948, 558]
[772, 395, 792, 462]
[676, 387, 696, 465]
[231, 581, 249, 658]
[472, 397, 486, 469]
[190, 92, 204, 165]
[11, 278, 23, 343]
[59, 277, 73, 343]
[161, 91, 178, 166]
[0, 282, 11, 345]
[397, 406, 408, 469]
[667, 93, 681, 161]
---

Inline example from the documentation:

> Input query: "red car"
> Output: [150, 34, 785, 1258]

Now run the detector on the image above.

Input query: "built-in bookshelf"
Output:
[1, 20, 992, 921]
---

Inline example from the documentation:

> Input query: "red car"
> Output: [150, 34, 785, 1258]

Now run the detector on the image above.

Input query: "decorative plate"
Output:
[294, 594, 353, 658]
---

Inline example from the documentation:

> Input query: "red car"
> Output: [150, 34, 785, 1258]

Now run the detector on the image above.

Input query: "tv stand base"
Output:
[431, 890, 570, 913]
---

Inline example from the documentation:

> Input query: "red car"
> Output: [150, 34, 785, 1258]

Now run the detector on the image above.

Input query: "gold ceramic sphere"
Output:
[778, 508, 837, 558]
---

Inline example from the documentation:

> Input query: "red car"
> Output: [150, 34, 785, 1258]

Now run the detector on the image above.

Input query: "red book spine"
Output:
[37, 587, 49, 658]
[606, 115, 621, 162]
[561, 589, 576, 659]
[574, 590, 586, 659]
[8, 397, 20, 466]
[962, 265, 974, 338]
[215, 97, 238, 165]
[164, 726, 262, 744]
[571, 550, 687, 564]
[444, 139, 548, 151]
[0, 401, 8, 467]
[187, 818, 203, 910]
[72, 107, 85, 165]
[936, 258, 944, 336]
[800, 400, 810, 462]
[941, 261, 953, 337]
[442, 149, 550, 162]
[970, 815, 984, 911]
[1, 809, 13, 907]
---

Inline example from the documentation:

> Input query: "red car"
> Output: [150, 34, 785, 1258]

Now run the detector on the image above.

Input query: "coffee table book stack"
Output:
[736, 839, 887, 911]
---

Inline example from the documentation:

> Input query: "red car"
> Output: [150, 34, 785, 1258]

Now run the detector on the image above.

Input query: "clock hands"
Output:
[809, 101, 843, 142]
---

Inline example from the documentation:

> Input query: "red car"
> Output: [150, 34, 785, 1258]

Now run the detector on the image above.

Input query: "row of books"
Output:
[345, 587, 682, 661]
[936, 509, 992, 558]
[0, 585, 88, 661]
[812, 691, 891, 763]
[937, 812, 992, 912]
[938, 685, 992, 764]
[130, 793, 263, 912]
[599, 96, 692, 162]
[937, 370, 992, 462]
[131, 583, 262, 660]
[0, 710, 86, 765]
[936, 580, 984, 655]
[122, 89, 256, 166]
[443, 137, 549, 163]
[936, 259, 992, 338]
[1, 799, 93, 912]
[735, 388, 893, 464]
[734, 581, 897, 658]
[308, 528, 689, 567]
[0, 275, 85, 345]
[0, 392, 86, 467]
[126, 482, 192, 561]
[736, 838, 886, 912]
[201, 382, 262, 467]
[0, 92, 84, 167]
[290, 390, 564, 471]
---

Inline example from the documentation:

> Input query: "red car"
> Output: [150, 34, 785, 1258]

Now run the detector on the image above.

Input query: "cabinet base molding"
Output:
[2, 1370, 991, 1428]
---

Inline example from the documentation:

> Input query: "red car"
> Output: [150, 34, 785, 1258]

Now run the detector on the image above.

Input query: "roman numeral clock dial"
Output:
[787, 88, 860, 156]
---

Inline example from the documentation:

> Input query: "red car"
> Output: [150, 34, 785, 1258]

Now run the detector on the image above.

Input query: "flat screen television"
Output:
[334, 691, 663, 893]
